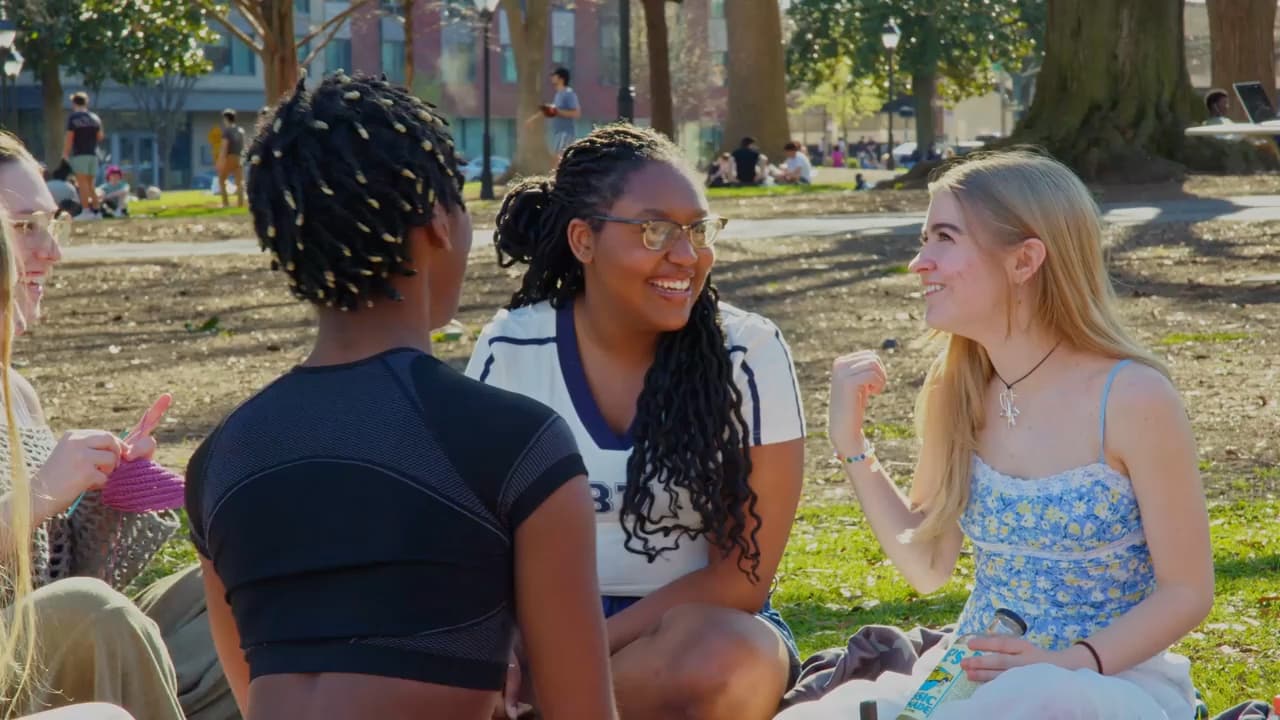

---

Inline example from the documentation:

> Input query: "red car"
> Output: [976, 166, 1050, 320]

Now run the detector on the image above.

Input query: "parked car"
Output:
[459, 155, 510, 182]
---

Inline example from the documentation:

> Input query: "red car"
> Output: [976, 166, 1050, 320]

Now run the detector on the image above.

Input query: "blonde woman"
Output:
[782, 151, 1212, 719]
[0, 132, 185, 719]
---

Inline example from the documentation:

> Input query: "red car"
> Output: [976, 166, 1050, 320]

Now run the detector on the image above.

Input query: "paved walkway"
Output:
[64, 194, 1280, 261]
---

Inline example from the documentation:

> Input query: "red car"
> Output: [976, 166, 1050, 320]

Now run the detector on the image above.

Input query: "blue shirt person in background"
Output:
[526, 67, 582, 165]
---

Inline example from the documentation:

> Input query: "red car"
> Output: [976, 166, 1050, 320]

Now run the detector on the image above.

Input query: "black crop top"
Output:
[185, 348, 585, 690]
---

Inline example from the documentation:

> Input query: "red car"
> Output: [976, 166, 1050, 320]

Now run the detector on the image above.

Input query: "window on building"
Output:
[295, 0, 310, 13]
[598, 1, 619, 85]
[712, 51, 728, 87]
[441, 0, 477, 83]
[551, 4, 575, 73]
[325, 38, 353, 72]
[709, 6, 728, 87]
[208, 31, 256, 76]
[381, 40, 405, 83]
[379, 15, 407, 84]
[296, 39, 312, 76]
[498, 11, 517, 83]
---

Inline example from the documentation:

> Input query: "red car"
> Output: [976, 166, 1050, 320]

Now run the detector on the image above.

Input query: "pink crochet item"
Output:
[103, 458, 185, 512]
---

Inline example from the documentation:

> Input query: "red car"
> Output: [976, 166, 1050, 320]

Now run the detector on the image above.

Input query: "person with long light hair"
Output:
[781, 150, 1212, 719]
[0, 132, 184, 719]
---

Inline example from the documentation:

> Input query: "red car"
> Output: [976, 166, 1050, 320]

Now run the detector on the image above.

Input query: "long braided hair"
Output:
[494, 124, 762, 581]
[247, 72, 466, 311]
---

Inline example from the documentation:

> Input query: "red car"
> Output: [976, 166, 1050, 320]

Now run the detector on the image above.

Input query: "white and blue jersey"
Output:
[465, 299, 805, 596]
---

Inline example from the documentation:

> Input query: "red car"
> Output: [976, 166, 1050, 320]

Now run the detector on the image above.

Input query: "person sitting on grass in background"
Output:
[730, 136, 769, 186]
[705, 152, 735, 188]
[780, 149, 1213, 719]
[1203, 89, 1231, 125]
[470, 124, 806, 720]
[96, 166, 130, 218]
[42, 161, 81, 217]
[189, 72, 616, 720]
[771, 142, 812, 185]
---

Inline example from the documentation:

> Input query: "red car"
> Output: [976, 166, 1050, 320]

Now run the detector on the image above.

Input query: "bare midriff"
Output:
[247, 672, 497, 720]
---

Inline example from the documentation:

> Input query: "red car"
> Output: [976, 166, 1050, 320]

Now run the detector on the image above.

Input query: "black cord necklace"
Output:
[995, 341, 1061, 428]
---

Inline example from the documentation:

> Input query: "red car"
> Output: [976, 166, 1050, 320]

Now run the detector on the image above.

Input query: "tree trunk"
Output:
[1206, 0, 1275, 123]
[402, 0, 415, 89]
[1013, 0, 1272, 182]
[502, 0, 553, 177]
[264, 2, 298, 105]
[38, 52, 64, 169]
[642, 0, 674, 138]
[912, 67, 936, 158]
[723, 0, 790, 156]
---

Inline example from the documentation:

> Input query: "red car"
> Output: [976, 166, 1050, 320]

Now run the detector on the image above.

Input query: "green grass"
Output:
[122, 180, 861, 221]
[134, 497, 1278, 711]
[1158, 331, 1251, 346]
[128, 190, 249, 219]
[126, 184, 505, 220]
[775, 499, 1280, 711]
[707, 181, 861, 199]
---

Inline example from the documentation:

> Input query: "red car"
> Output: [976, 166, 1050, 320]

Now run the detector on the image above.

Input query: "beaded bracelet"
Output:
[835, 438, 877, 465]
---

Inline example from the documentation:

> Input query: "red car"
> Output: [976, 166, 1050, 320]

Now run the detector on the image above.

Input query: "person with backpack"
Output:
[215, 109, 245, 209]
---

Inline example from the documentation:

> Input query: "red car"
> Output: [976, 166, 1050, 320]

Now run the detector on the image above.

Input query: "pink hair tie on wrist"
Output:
[102, 458, 185, 512]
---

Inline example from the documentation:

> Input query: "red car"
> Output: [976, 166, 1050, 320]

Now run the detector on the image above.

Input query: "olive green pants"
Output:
[7, 577, 184, 719]
[133, 564, 239, 720]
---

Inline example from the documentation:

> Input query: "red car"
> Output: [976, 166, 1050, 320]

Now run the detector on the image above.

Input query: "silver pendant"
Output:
[999, 387, 1020, 428]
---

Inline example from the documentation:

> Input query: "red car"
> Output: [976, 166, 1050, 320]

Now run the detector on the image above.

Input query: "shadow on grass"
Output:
[776, 592, 968, 652]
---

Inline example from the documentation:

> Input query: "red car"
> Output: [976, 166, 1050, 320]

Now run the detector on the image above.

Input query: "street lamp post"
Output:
[473, 0, 500, 200]
[881, 20, 900, 171]
[617, 0, 634, 122]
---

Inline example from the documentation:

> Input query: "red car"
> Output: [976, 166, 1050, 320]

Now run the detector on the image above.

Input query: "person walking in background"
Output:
[216, 109, 245, 209]
[526, 67, 582, 161]
[62, 92, 102, 221]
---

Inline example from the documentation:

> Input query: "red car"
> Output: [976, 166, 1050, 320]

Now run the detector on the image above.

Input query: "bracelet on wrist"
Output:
[835, 437, 876, 465]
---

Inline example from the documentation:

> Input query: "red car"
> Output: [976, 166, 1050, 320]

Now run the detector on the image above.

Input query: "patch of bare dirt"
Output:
[23, 221, 1280, 502]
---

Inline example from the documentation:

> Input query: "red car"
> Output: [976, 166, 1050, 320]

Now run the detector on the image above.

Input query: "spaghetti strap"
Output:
[1098, 359, 1133, 462]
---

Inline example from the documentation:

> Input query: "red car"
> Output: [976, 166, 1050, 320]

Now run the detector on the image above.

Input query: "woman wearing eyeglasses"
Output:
[0, 132, 188, 718]
[467, 125, 806, 720]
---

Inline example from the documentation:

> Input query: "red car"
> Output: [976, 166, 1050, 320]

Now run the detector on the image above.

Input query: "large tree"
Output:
[1014, 0, 1271, 182]
[501, 0, 553, 176]
[198, 0, 377, 105]
[788, 0, 1041, 156]
[1206, 0, 1275, 123]
[640, 0, 675, 138]
[9, 0, 216, 167]
[104, 0, 217, 188]
[724, 0, 790, 156]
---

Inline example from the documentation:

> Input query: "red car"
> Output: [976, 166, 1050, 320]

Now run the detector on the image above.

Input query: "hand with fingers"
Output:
[959, 635, 1062, 683]
[120, 393, 172, 462]
[31, 430, 129, 520]
[46, 393, 173, 519]
[828, 350, 888, 458]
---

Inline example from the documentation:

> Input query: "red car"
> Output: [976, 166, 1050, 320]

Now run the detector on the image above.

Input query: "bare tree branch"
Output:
[299, 13, 350, 67]
[296, 0, 378, 53]
[198, 0, 266, 53]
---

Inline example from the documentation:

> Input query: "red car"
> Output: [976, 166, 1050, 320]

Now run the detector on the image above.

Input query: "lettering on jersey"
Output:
[589, 482, 630, 513]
